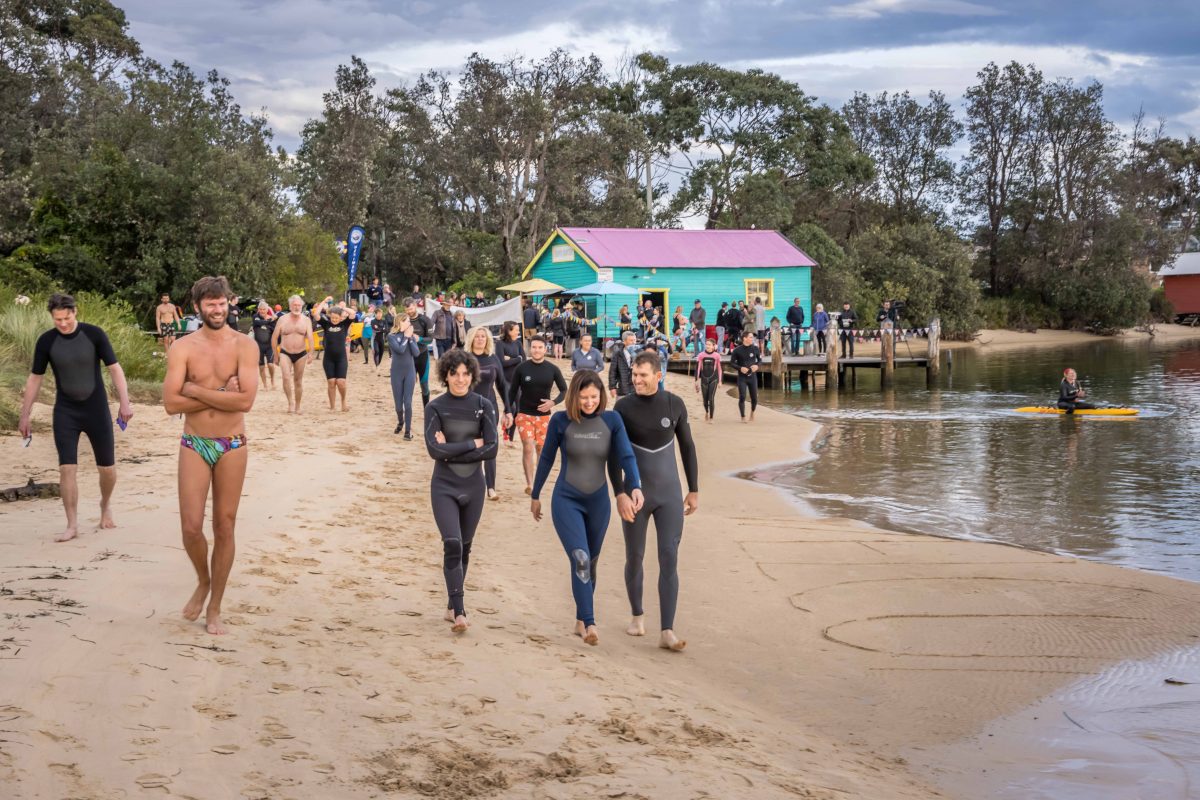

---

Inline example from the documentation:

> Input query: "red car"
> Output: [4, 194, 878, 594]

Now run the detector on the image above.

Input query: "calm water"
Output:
[761, 338, 1200, 582]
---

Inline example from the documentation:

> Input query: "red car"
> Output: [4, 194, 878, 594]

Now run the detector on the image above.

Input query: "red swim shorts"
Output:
[515, 413, 550, 448]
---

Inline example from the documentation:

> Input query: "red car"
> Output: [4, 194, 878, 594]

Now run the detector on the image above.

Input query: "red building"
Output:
[1160, 253, 1200, 321]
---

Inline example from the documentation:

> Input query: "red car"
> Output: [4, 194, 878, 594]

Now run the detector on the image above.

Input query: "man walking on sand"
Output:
[18, 293, 134, 542]
[615, 351, 699, 651]
[508, 336, 566, 495]
[155, 293, 180, 352]
[270, 295, 315, 414]
[163, 276, 259, 635]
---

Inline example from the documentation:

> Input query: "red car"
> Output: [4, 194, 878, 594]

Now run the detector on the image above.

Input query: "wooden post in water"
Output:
[826, 334, 839, 390]
[880, 322, 895, 389]
[926, 317, 941, 386]
[770, 328, 783, 390]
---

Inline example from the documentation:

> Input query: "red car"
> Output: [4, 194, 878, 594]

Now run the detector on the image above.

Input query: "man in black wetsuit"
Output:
[405, 299, 434, 407]
[613, 350, 699, 652]
[252, 302, 277, 390]
[1057, 368, 1093, 414]
[731, 329, 762, 422]
[18, 293, 134, 542]
[508, 336, 567, 495]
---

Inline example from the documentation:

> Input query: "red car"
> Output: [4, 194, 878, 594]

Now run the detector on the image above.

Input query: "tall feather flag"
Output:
[346, 225, 365, 292]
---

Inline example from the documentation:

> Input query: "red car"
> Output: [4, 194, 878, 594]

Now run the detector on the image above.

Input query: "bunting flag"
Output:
[346, 225, 365, 292]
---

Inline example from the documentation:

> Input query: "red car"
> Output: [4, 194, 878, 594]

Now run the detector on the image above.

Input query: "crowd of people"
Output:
[20, 275, 943, 645]
[18, 277, 703, 651]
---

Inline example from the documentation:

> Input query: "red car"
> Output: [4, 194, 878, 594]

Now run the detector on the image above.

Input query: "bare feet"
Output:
[183, 582, 209, 621]
[205, 608, 227, 635]
[626, 615, 646, 636]
[444, 608, 455, 623]
[98, 505, 116, 529]
[575, 620, 599, 644]
[341, 404, 350, 412]
[54, 527, 79, 543]
[749, 410, 755, 422]
[451, 614, 469, 633]
[487, 488, 499, 501]
[287, 405, 295, 414]
[659, 629, 687, 651]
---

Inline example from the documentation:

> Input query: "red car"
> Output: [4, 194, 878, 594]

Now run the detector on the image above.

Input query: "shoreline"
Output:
[3, 357, 1200, 798]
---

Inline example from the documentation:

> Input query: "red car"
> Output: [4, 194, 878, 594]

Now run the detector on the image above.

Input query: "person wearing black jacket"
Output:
[723, 302, 743, 353]
[876, 300, 898, 328]
[837, 302, 857, 359]
[730, 330, 762, 422]
[497, 321, 525, 441]
[785, 298, 806, 355]
[608, 330, 638, 399]
[522, 301, 540, 341]
[404, 299, 434, 407]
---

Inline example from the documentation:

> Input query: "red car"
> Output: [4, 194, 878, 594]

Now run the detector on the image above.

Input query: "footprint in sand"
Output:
[193, 702, 237, 720]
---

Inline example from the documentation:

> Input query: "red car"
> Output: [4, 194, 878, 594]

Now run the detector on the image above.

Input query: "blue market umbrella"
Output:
[561, 281, 641, 341]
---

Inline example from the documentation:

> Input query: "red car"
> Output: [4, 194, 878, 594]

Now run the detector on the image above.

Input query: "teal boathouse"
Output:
[522, 227, 816, 339]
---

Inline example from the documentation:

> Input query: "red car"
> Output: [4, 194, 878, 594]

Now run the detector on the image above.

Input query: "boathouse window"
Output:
[552, 244, 575, 263]
[744, 279, 775, 309]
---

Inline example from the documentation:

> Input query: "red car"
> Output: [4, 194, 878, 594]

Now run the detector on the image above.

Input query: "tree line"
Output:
[4, 1, 1198, 335]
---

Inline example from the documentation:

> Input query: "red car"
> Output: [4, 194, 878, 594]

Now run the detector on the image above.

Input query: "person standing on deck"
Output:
[786, 298, 806, 355]
[837, 301, 857, 359]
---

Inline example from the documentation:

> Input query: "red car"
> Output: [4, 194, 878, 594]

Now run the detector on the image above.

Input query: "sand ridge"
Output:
[3, 349, 1200, 798]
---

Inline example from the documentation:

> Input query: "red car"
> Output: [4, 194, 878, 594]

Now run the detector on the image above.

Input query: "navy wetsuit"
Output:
[614, 391, 698, 631]
[410, 313, 433, 406]
[31, 323, 118, 466]
[532, 411, 640, 627]
[731, 343, 761, 418]
[425, 391, 498, 617]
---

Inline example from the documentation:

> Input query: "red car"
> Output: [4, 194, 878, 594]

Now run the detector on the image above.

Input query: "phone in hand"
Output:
[22, 435, 32, 447]
[117, 418, 128, 431]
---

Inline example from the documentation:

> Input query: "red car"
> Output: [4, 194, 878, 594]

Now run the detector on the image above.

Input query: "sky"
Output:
[116, 0, 1200, 154]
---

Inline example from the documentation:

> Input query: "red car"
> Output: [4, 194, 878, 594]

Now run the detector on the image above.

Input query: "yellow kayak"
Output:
[1014, 406, 1139, 416]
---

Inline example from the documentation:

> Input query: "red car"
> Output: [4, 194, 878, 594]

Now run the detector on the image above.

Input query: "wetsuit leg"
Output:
[652, 498, 684, 630]
[431, 471, 485, 617]
[702, 377, 718, 418]
[51, 404, 83, 466]
[747, 374, 758, 412]
[414, 350, 430, 406]
[398, 372, 415, 435]
[53, 398, 114, 467]
[551, 483, 610, 626]
[736, 375, 749, 418]
[373, 335, 384, 367]
[323, 349, 348, 380]
[622, 508, 650, 618]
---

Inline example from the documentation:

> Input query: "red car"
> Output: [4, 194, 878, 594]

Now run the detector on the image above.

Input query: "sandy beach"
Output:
[4, 347, 1200, 799]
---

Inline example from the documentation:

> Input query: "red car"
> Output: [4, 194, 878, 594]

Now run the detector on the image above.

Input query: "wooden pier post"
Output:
[880, 322, 894, 389]
[826, 336, 839, 390]
[770, 328, 783, 391]
[926, 317, 941, 386]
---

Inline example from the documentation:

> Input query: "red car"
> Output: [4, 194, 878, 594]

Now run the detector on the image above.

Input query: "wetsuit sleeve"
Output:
[86, 325, 118, 366]
[551, 365, 567, 405]
[507, 362, 523, 411]
[423, 405, 478, 460]
[673, 395, 699, 493]
[31, 331, 53, 375]
[387, 333, 404, 355]
[492, 356, 512, 415]
[531, 413, 566, 500]
[605, 412, 641, 495]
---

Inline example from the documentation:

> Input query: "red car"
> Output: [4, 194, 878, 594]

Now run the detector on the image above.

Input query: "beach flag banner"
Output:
[346, 225, 365, 291]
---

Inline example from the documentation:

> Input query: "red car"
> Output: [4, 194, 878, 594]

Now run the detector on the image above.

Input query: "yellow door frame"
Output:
[639, 287, 670, 337]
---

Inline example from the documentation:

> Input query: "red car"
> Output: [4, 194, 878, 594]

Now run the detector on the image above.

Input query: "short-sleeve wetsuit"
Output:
[531, 410, 640, 627]
[31, 323, 118, 466]
[317, 317, 349, 379]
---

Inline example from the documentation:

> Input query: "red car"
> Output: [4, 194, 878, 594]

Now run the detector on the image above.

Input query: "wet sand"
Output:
[3, 352, 1200, 798]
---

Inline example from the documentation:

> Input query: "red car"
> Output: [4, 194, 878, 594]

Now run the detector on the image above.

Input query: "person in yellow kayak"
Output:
[1057, 368, 1094, 414]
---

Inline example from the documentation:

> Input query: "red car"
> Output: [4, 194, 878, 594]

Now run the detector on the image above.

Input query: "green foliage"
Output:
[263, 216, 347, 301]
[849, 222, 982, 337]
[977, 295, 1061, 331]
[787, 222, 860, 308]
[1149, 288, 1175, 323]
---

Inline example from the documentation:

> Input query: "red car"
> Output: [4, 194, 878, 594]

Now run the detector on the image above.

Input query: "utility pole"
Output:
[645, 153, 653, 227]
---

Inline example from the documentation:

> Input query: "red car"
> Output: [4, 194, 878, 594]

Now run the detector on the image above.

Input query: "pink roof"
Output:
[559, 227, 816, 269]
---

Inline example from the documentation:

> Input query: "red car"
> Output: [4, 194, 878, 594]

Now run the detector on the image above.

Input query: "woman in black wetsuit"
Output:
[498, 321, 524, 442]
[313, 299, 351, 412]
[467, 327, 513, 500]
[425, 349, 498, 633]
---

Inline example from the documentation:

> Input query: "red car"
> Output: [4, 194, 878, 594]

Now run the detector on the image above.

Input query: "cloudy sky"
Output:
[117, 0, 1200, 153]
